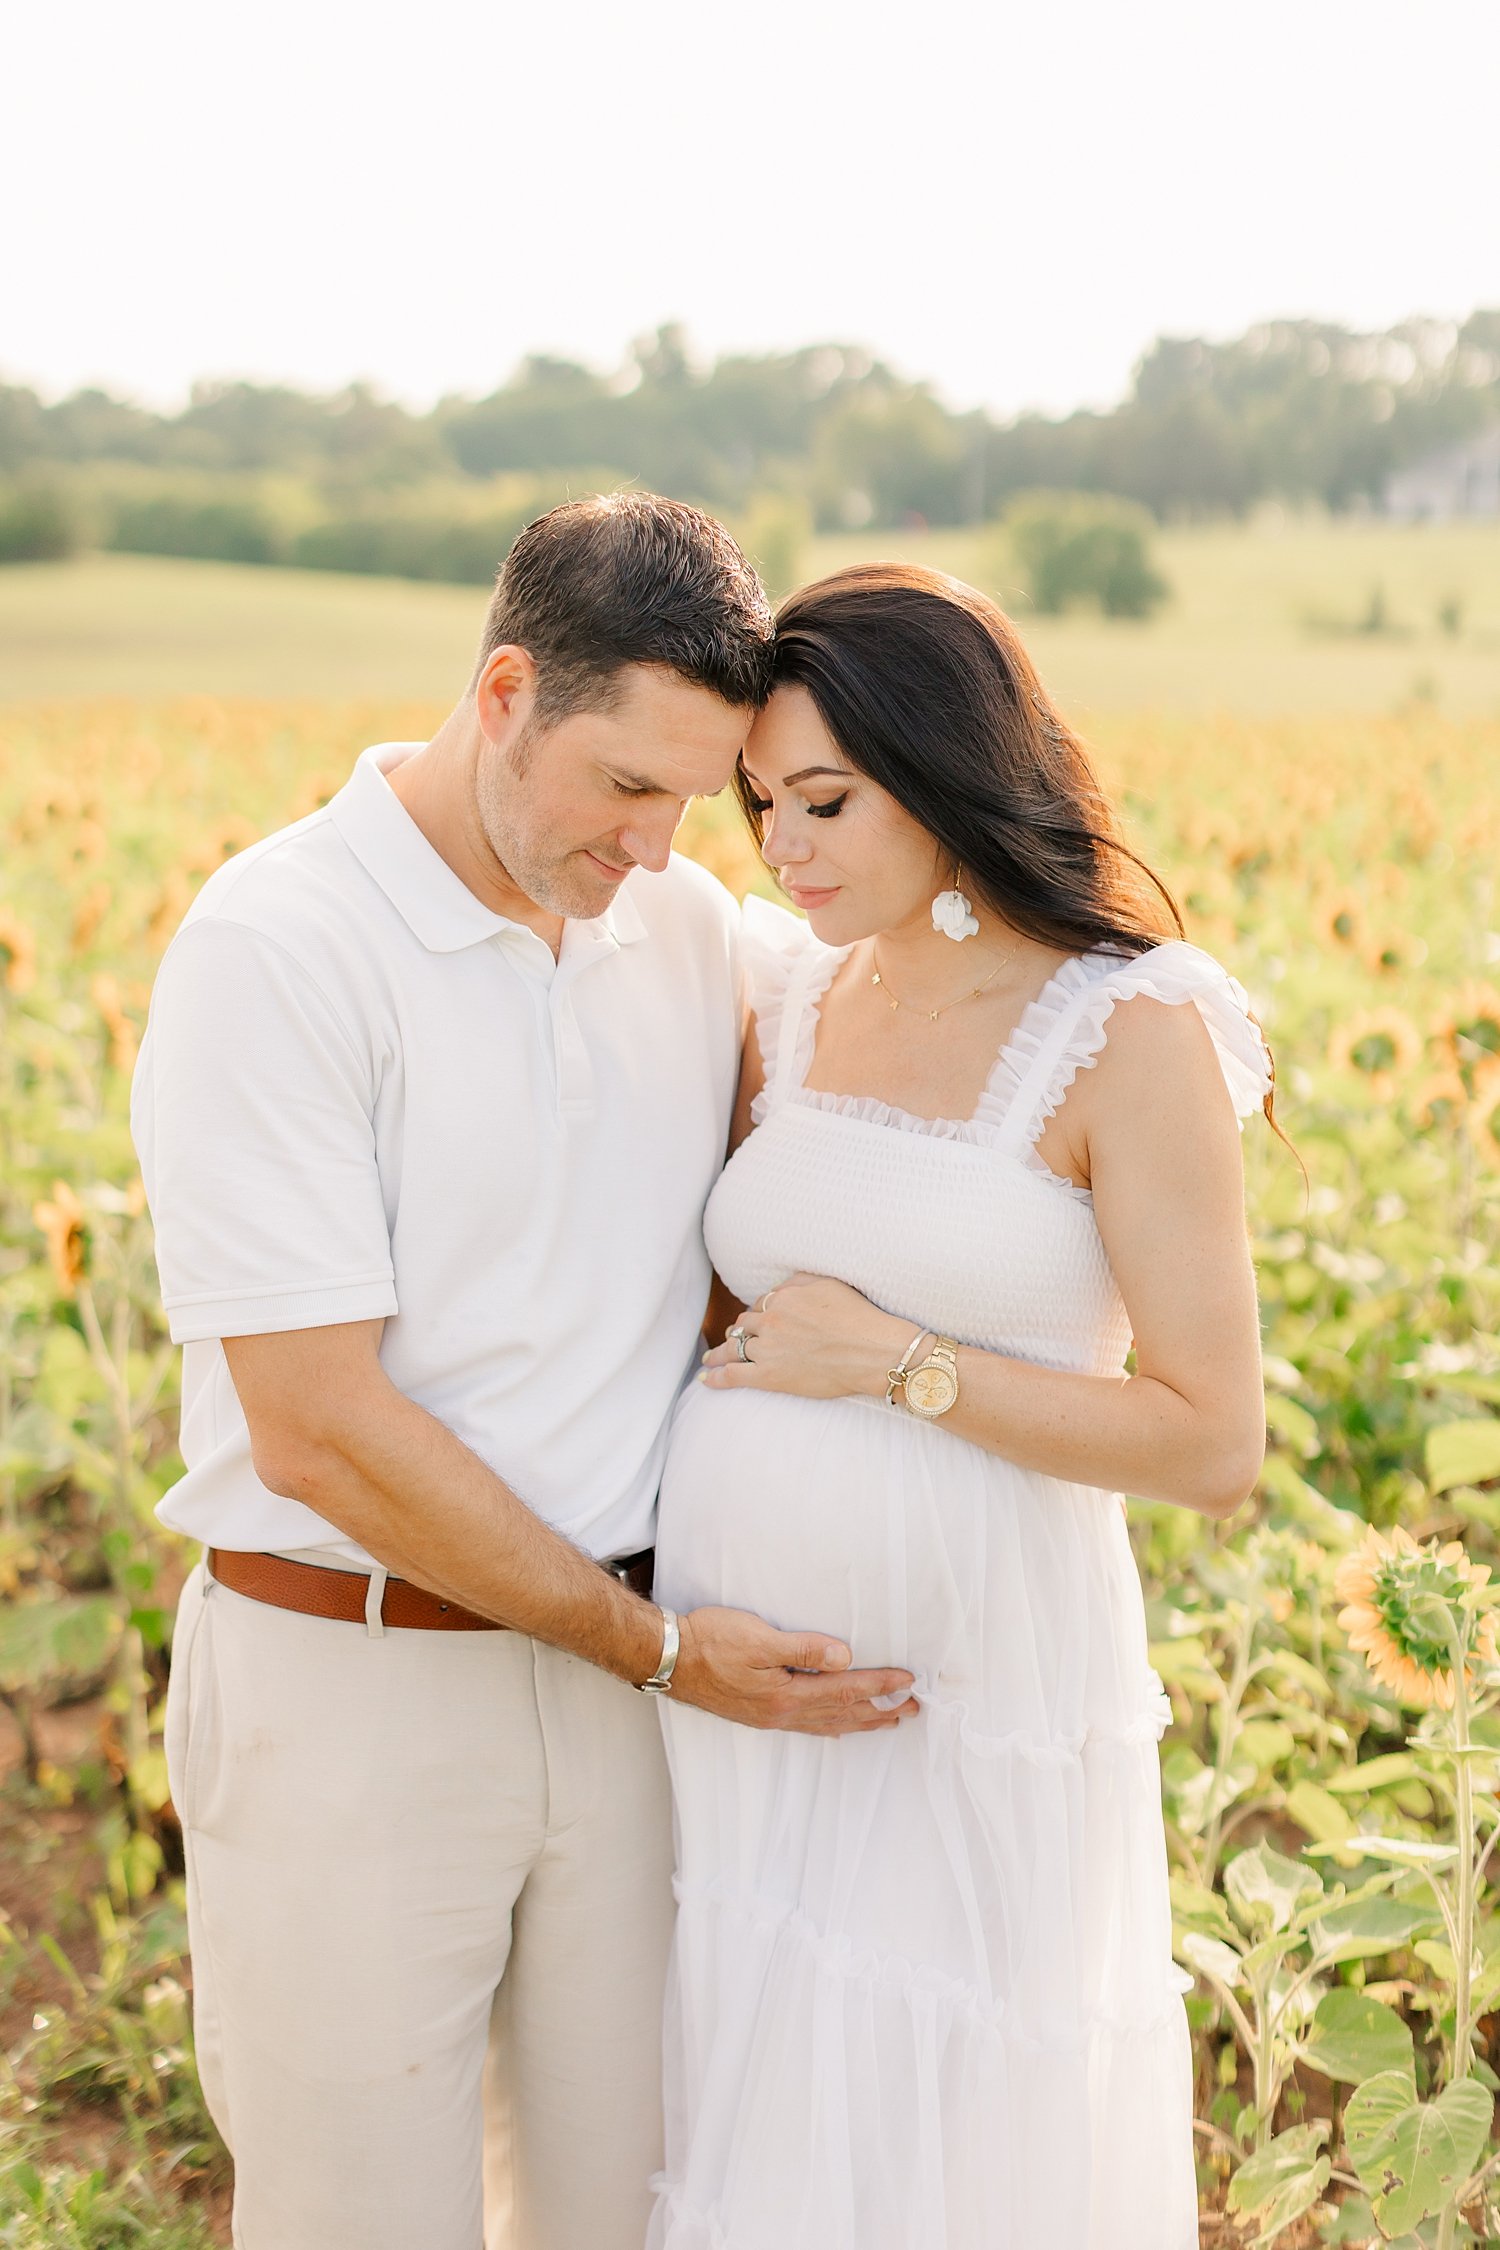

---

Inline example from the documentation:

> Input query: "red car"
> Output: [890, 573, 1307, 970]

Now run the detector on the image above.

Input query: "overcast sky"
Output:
[6, 0, 1497, 418]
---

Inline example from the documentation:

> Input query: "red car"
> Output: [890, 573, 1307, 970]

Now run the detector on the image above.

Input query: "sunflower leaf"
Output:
[1304, 1835, 1459, 1867]
[1324, 1753, 1424, 1794]
[1300, 1987, 1415, 2084]
[1224, 1840, 1324, 1933]
[1308, 1896, 1435, 1964]
[1226, 2120, 1331, 2239]
[1345, 2073, 1492, 2233]
[1426, 1419, 1500, 1495]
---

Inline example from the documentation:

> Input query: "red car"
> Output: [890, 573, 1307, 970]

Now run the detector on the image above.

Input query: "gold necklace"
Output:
[870, 945, 1013, 1022]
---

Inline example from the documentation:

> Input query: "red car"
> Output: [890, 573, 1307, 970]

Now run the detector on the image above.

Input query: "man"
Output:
[132, 492, 914, 2250]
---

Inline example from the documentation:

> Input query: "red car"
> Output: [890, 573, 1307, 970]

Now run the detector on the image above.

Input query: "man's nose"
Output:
[618, 804, 685, 875]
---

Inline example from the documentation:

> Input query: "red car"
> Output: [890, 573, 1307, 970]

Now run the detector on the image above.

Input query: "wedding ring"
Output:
[727, 1324, 751, 1362]
[759, 1290, 777, 1312]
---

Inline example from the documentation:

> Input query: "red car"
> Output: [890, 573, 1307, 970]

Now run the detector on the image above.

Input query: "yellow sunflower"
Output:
[146, 871, 195, 950]
[1433, 982, 1500, 1071]
[1468, 1074, 1500, 1169]
[1317, 892, 1367, 950]
[184, 815, 259, 877]
[1365, 932, 1427, 977]
[0, 906, 37, 995]
[33, 1182, 89, 1298]
[1334, 1524, 1498, 1710]
[71, 881, 112, 957]
[1412, 1070, 1470, 1129]
[90, 974, 138, 1074]
[1327, 1008, 1425, 1101]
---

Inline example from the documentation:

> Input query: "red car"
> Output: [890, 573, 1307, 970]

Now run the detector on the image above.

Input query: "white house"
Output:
[1384, 427, 1500, 520]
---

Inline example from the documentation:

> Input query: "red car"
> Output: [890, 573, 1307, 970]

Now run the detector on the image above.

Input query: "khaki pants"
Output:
[165, 1562, 674, 2250]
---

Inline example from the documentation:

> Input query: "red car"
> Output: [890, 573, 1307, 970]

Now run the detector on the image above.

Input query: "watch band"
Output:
[884, 1330, 933, 1406]
[636, 1606, 680, 1695]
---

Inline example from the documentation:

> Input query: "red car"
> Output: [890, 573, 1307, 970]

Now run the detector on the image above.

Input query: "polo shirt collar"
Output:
[329, 743, 648, 956]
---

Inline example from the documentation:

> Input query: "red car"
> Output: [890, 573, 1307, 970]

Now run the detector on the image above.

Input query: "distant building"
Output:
[1384, 427, 1500, 520]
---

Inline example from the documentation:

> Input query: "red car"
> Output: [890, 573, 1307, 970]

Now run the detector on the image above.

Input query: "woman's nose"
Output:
[761, 810, 809, 867]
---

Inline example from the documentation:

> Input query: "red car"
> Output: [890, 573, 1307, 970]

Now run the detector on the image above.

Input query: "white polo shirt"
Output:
[131, 742, 742, 1566]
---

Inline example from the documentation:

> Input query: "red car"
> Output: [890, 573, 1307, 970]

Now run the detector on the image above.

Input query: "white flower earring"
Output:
[931, 864, 979, 942]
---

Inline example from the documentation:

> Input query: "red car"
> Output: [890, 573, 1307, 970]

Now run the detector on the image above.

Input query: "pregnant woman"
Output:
[647, 564, 1275, 2250]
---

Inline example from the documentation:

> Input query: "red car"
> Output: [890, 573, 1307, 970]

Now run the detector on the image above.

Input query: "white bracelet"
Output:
[636, 1606, 680, 1696]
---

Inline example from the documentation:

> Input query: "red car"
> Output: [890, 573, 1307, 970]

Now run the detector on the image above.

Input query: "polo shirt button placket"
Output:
[549, 994, 593, 1119]
[548, 925, 617, 1122]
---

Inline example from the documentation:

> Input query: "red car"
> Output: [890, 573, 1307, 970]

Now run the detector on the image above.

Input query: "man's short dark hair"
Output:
[473, 491, 775, 717]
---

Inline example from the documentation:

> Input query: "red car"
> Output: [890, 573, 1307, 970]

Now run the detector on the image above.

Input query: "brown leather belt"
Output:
[206, 1545, 655, 1631]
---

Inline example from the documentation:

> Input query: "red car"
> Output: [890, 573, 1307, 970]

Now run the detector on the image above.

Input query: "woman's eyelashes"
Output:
[744, 787, 849, 821]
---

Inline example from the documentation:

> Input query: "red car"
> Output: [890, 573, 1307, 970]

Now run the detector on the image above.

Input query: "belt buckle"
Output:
[604, 1548, 653, 1598]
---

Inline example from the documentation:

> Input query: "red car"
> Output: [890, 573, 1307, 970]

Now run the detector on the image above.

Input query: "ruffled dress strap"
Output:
[984, 939, 1273, 1157]
[738, 895, 845, 1125]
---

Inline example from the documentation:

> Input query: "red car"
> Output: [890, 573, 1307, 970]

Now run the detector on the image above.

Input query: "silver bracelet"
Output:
[636, 1606, 680, 1696]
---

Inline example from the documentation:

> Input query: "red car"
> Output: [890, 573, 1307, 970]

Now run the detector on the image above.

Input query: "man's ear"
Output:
[474, 645, 539, 742]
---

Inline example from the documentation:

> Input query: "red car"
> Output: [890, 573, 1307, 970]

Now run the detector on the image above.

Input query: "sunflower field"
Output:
[1, 695, 1499, 2248]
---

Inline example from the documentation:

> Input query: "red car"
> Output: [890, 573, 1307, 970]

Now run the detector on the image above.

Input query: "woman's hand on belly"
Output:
[700, 1272, 910, 1402]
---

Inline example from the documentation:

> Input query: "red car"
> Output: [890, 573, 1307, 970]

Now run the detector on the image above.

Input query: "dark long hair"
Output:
[736, 562, 1283, 1133]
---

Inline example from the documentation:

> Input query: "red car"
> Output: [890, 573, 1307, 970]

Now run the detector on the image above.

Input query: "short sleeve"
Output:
[992, 939, 1273, 1153]
[131, 918, 398, 1344]
[1098, 943, 1274, 1120]
[739, 895, 818, 1112]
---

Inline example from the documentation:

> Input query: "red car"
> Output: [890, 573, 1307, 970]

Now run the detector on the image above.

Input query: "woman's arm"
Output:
[701, 995, 1266, 1520]
[702, 1012, 767, 1347]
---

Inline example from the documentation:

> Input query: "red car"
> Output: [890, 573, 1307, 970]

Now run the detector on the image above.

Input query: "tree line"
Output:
[1, 312, 1496, 578]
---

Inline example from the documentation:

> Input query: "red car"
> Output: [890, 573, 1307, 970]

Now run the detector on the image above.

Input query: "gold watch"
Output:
[899, 1335, 961, 1418]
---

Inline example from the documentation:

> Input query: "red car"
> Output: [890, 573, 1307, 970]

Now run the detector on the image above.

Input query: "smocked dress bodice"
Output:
[705, 896, 1270, 1373]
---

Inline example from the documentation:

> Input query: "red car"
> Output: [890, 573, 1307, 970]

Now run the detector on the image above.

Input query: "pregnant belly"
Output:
[655, 1380, 1149, 1719]
[654, 1382, 1003, 1675]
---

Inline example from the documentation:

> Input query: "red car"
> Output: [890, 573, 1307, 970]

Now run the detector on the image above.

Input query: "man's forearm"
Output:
[259, 1372, 664, 1684]
[227, 1322, 917, 1734]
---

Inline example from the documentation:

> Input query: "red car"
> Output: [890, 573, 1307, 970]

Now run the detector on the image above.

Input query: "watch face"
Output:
[905, 1362, 958, 1417]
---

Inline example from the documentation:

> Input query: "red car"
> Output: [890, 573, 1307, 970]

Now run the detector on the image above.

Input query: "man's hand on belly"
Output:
[671, 1607, 918, 1734]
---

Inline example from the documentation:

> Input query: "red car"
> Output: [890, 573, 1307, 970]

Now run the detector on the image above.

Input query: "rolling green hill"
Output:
[1, 516, 1497, 717]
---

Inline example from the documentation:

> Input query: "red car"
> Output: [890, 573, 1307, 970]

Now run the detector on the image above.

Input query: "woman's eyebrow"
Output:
[742, 765, 850, 792]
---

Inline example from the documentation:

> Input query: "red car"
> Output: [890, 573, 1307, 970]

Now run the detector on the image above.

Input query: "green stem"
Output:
[1448, 1635, 1475, 2085]
[1202, 1602, 1257, 1879]
[1455, 1112, 1475, 1247]
[1250, 1967, 1278, 2152]
[0, 1305, 14, 1534]
[78, 1269, 155, 1844]
[1434, 1631, 1477, 2250]
[1308, 1581, 1329, 1766]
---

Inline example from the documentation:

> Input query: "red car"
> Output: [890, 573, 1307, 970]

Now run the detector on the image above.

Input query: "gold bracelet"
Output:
[884, 1330, 932, 1406]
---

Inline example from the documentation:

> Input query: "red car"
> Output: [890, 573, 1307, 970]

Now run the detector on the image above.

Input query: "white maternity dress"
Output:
[647, 901, 1272, 2250]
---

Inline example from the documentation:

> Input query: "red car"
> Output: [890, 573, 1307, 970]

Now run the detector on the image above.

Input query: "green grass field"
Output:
[2, 516, 1498, 714]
